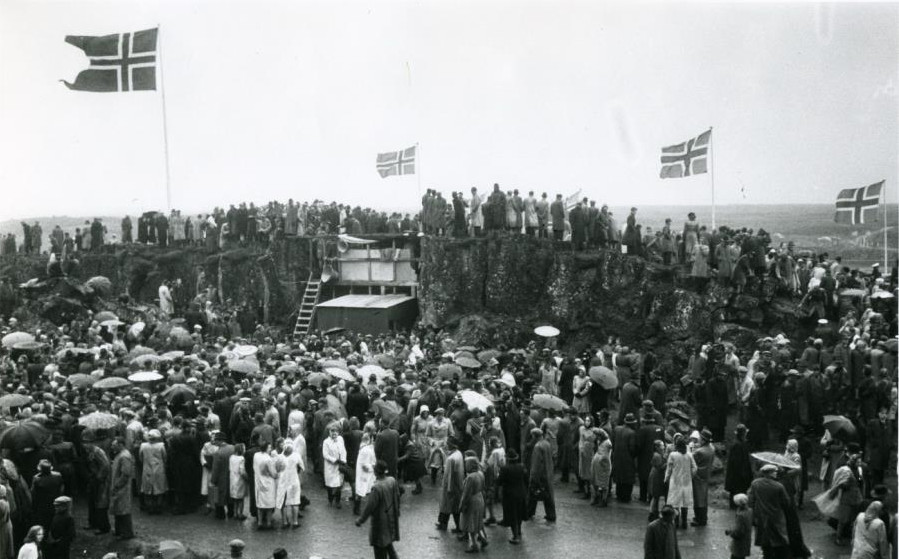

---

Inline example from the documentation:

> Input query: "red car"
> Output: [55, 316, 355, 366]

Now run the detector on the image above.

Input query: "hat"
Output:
[419, 405, 429, 413]
[530, 427, 543, 437]
[871, 484, 890, 499]
[434, 407, 445, 414]
[624, 413, 637, 425]
[148, 429, 162, 441]
[81, 430, 98, 442]
[760, 464, 778, 474]
[700, 428, 713, 441]
[790, 425, 805, 436]
[53, 496, 72, 506]
[733, 493, 749, 507]
[272, 549, 287, 559]
[228, 540, 245, 550]
[642, 399, 654, 408]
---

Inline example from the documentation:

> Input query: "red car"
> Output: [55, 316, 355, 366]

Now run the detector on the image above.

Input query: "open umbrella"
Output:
[460, 390, 494, 412]
[457, 346, 478, 352]
[455, 356, 481, 369]
[158, 541, 188, 559]
[227, 360, 259, 375]
[235, 345, 258, 357]
[358, 364, 387, 378]
[1, 332, 34, 349]
[100, 319, 124, 329]
[437, 364, 463, 379]
[823, 415, 858, 440]
[0, 421, 49, 450]
[128, 346, 156, 358]
[589, 366, 618, 389]
[56, 347, 91, 360]
[454, 350, 476, 361]
[161, 351, 185, 361]
[839, 288, 867, 298]
[129, 371, 164, 383]
[67, 374, 96, 388]
[0, 394, 32, 408]
[94, 311, 118, 322]
[751, 452, 801, 470]
[277, 362, 300, 374]
[12, 341, 44, 352]
[163, 384, 196, 401]
[128, 322, 146, 338]
[477, 349, 501, 364]
[497, 373, 516, 387]
[325, 367, 356, 383]
[532, 393, 566, 411]
[319, 359, 348, 371]
[93, 377, 131, 390]
[131, 354, 160, 368]
[871, 291, 895, 299]
[370, 354, 396, 369]
[78, 412, 120, 430]
[534, 325, 560, 338]
[323, 327, 346, 336]
[306, 372, 331, 387]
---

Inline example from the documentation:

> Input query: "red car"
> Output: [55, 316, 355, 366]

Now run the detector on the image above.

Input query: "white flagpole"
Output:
[157, 24, 173, 211]
[883, 180, 888, 269]
[709, 126, 716, 230]
[416, 142, 422, 195]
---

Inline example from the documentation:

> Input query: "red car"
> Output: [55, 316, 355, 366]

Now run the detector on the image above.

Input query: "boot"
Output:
[353, 497, 361, 516]
[430, 467, 438, 485]
[412, 481, 423, 495]
[591, 491, 601, 506]
[680, 508, 688, 529]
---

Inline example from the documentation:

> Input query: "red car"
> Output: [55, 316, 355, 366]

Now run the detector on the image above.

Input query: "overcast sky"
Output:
[0, 1, 896, 220]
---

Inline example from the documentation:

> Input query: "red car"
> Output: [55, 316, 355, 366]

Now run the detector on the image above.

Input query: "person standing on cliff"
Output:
[524, 192, 538, 236]
[468, 188, 483, 237]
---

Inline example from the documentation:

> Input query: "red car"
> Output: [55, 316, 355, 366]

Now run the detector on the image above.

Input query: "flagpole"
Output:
[709, 126, 716, 230]
[883, 180, 888, 269]
[157, 24, 173, 211]
[416, 142, 422, 195]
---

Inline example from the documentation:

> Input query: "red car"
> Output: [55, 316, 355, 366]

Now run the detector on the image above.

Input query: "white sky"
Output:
[0, 0, 896, 220]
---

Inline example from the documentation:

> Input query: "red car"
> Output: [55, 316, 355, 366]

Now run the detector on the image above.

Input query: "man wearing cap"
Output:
[690, 429, 714, 527]
[109, 437, 134, 539]
[612, 414, 638, 503]
[356, 460, 401, 559]
[748, 465, 790, 559]
[635, 413, 663, 503]
[644, 505, 681, 559]
[436, 438, 464, 532]
[46, 496, 74, 559]
[526, 428, 556, 523]
[31, 459, 64, 531]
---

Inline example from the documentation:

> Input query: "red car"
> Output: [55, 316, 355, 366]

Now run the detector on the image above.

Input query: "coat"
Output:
[110, 449, 134, 516]
[87, 446, 111, 508]
[724, 440, 753, 495]
[322, 436, 347, 489]
[644, 518, 681, 559]
[253, 451, 278, 509]
[665, 451, 696, 508]
[459, 470, 485, 533]
[592, 439, 612, 488]
[358, 476, 400, 548]
[612, 425, 637, 484]
[728, 508, 753, 558]
[211, 444, 234, 506]
[374, 429, 400, 477]
[276, 451, 303, 507]
[691, 444, 714, 508]
[635, 424, 663, 480]
[228, 454, 246, 500]
[139, 442, 167, 495]
[355, 444, 377, 497]
[46, 510, 74, 559]
[439, 450, 464, 514]
[497, 463, 527, 526]
[648, 452, 667, 498]
[748, 477, 790, 548]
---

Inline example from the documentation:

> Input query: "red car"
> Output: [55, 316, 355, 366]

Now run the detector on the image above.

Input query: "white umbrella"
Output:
[128, 371, 164, 382]
[534, 325, 560, 338]
[459, 390, 494, 412]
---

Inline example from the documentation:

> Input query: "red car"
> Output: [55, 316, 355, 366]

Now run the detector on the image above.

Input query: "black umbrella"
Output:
[0, 421, 50, 450]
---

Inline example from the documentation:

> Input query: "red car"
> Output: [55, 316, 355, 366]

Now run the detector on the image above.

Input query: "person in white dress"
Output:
[322, 427, 347, 508]
[229, 443, 247, 520]
[276, 443, 304, 529]
[253, 442, 279, 530]
[200, 438, 219, 513]
[289, 424, 308, 486]
[355, 433, 377, 509]
[158, 281, 174, 317]
[665, 437, 697, 529]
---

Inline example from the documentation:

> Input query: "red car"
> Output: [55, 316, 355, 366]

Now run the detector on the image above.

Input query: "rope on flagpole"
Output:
[157, 24, 173, 211]
[709, 126, 716, 230]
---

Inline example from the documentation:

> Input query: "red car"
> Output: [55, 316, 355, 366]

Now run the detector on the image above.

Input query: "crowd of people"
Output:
[0, 246, 890, 558]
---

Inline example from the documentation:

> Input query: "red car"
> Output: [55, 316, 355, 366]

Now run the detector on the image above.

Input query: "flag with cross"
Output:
[834, 181, 883, 225]
[376, 146, 416, 178]
[659, 129, 711, 179]
[63, 28, 157, 92]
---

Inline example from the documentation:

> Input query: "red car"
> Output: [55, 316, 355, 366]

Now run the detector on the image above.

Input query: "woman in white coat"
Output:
[276, 442, 304, 529]
[355, 432, 377, 513]
[322, 426, 348, 508]
[289, 424, 308, 485]
[665, 437, 697, 529]
[253, 442, 279, 530]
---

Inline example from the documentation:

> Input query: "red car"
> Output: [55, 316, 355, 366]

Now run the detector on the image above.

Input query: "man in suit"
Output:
[550, 194, 566, 241]
[535, 193, 550, 239]
[691, 429, 715, 527]
[109, 438, 135, 540]
[527, 428, 556, 523]
[612, 414, 638, 502]
[865, 407, 893, 490]
[374, 417, 400, 480]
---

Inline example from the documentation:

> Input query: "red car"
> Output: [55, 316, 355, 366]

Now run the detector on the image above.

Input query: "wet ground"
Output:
[72, 474, 852, 559]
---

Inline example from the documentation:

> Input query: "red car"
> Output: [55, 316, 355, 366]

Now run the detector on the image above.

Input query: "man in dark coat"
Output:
[496, 449, 527, 544]
[865, 407, 893, 489]
[612, 414, 638, 502]
[644, 505, 681, 559]
[747, 465, 791, 559]
[527, 428, 556, 523]
[109, 438, 134, 539]
[436, 438, 464, 531]
[355, 460, 400, 559]
[635, 416, 663, 503]
[569, 202, 587, 250]
[375, 418, 400, 479]
[705, 371, 729, 441]
[45, 497, 75, 559]
[724, 425, 753, 507]
[691, 429, 715, 526]
[83, 431, 111, 534]
[618, 379, 643, 425]
[31, 459, 64, 531]
[209, 432, 235, 519]
[550, 194, 565, 240]
[169, 422, 201, 514]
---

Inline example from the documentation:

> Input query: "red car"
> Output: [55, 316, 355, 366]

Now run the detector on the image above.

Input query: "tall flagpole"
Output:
[709, 126, 716, 230]
[157, 24, 173, 211]
[883, 180, 888, 269]
[416, 142, 422, 195]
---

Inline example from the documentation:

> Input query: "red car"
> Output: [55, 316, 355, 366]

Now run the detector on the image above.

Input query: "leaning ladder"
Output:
[293, 273, 321, 338]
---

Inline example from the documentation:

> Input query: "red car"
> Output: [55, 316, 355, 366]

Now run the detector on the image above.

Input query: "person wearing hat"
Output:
[82, 430, 111, 534]
[355, 460, 401, 559]
[639, 400, 664, 427]
[46, 496, 75, 559]
[228, 539, 245, 559]
[748, 464, 790, 557]
[526, 428, 556, 523]
[31, 459, 63, 531]
[139, 429, 168, 515]
[496, 448, 527, 544]
[109, 437, 135, 540]
[724, 425, 753, 509]
[436, 437, 465, 532]
[635, 412, 663, 503]
[690, 428, 714, 527]
[725, 493, 752, 559]
[611, 414, 638, 503]
[643, 505, 681, 559]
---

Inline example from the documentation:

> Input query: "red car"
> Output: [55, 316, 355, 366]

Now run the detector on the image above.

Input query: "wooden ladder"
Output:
[293, 274, 321, 338]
